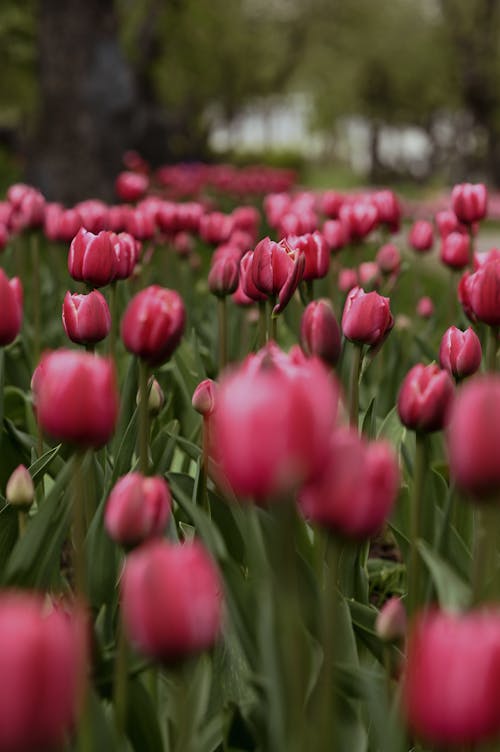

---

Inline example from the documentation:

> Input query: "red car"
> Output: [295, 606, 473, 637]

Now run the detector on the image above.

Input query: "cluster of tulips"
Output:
[0, 162, 499, 752]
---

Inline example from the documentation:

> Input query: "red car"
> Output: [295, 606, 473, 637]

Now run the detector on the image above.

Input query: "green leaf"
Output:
[0, 503, 20, 576]
[168, 472, 227, 559]
[126, 678, 164, 752]
[418, 539, 471, 611]
[85, 487, 119, 609]
[28, 443, 61, 483]
[361, 396, 376, 438]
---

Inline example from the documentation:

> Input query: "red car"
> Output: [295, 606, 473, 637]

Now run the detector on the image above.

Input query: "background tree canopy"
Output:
[1, 0, 500, 200]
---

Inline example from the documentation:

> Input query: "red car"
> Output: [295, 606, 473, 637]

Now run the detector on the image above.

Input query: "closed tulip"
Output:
[212, 343, 339, 501]
[416, 296, 434, 319]
[452, 182, 488, 224]
[339, 200, 378, 241]
[115, 171, 149, 202]
[447, 375, 500, 497]
[192, 379, 218, 417]
[121, 286, 185, 366]
[404, 609, 500, 746]
[35, 349, 119, 448]
[68, 228, 117, 287]
[62, 290, 111, 345]
[397, 363, 454, 433]
[0, 270, 22, 346]
[121, 540, 223, 662]
[113, 232, 139, 280]
[376, 243, 401, 276]
[300, 299, 341, 367]
[0, 592, 87, 752]
[408, 220, 434, 252]
[439, 326, 482, 380]
[371, 189, 401, 232]
[460, 258, 500, 326]
[208, 252, 239, 298]
[287, 232, 329, 280]
[341, 286, 393, 347]
[440, 231, 470, 269]
[251, 236, 305, 315]
[299, 428, 399, 539]
[322, 219, 347, 252]
[435, 209, 466, 238]
[105, 473, 171, 548]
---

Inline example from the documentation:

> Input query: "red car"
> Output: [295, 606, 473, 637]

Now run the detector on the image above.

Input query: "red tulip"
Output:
[199, 212, 234, 245]
[115, 171, 149, 202]
[322, 219, 347, 252]
[300, 298, 341, 367]
[113, 232, 140, 280]
[208, 250, 240, 298]
[62, 290, 111, 345]
[358, 261, 381, 290]
[452, 182, 488, 224]
[299, 428, 399, 539]
[447, 375, 500, 497]
[105, 473, 171, 548]
[192, 379, 218, 417]
[0, 270, 22, 346]
[35, 349, 119, 448]
[121, 540, 223, 662]
[125, 207, 156, 240]
[231, 205, 260, 238]
[288, 231, 329, 280]
[435, 209, 466, 238]
[341, 286, 393, 347]
[408, 220, 434, 252]
[338, 268, 358, 293]
[439, 326, 482, 380]
[371, 189, 401, 232]
[0, 593, 88, 752]
[68, 228, 117, 287]
[397, 363, 454, 433]
[416, 296, 434, 319]
[251, 237, 305, 315]
[75, 199, 108, 233]
[239, 251, 267, 303]
[404, 609, 500, 746]
[376, 243, 401, 276]
[121, 285, 185, 366]
[339, 200, 378, 241]
[440, 231, 470, 269]
[320, 190, 344, 218]
[460, 258, 500, 326]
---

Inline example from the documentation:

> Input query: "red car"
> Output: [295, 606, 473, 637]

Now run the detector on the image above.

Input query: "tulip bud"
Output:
[35, 349, 119, 448]
[404, 609, 500, 746]
[341, 286, 393, 348]
[376, 243, 401, 276]
[192, 379, 218, 417]
[0, 593, 88, 752]
[358, 261, 381, 290]
[251, 237, 305, 315]
[62, 290, 111, 345]
[0, 270, 22, 346]
[375, 597, 407, 642]
[439, 326, 482, 380]
[440, 231, 470, 269]
[339, 201, 378, 241]
[299, 428, 399, 539]
[136, 377, 165, 417]
[322, 219, 346, 252]
[121, 286, 185, 366]
[199, 212, 234, 245]
[338, 268, 358, 293]
[460, 258, 500, 326]
[416, 296, 434, 319]
[207, 253, 239, 297]
[115, 171, 149, 202]
[371, 190, 401, 232]
[397, 363, 454, 433]
[6, 465, 34, 508]
[451, 182, 488, 224]
[408, 220, 434, 252]
[121, 540, 223, 662]
[320, 190, 343, 218]
[105, 473, 171, 548]
[113, 232, 139, 280]
[300, 299, 341, 366]
[68, 228, 117, 287]
[75, 199, 108, 233]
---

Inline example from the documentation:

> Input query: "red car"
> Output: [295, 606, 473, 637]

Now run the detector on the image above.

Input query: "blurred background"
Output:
[2, 0, 499, 202]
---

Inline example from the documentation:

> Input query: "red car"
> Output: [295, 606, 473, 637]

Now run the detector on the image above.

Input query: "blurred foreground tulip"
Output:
[300, 298, 341, 367]
[0, 270, 22, 346]
[397, 363, 454, 433]
[452, 182, 488, 224]
[105, 473, 171, 548]
[439, 326, 482, 380]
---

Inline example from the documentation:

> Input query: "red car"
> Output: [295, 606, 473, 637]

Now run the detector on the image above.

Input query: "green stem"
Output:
[409, 432, 427, 616]
[487, 326, 497, 372]
[269, 297, 278, 342]
[113, 610, 129, 739]
[468, 223, 475, 268]
[472, 505, 499, 604]
[317, 533, 340, 752]
[348, 344, 363, 430]
[31, 232, 41, 364]
[84, 343, 95, 354]
[138, 360, 150, 475]
[306, 278, 314, 303]
[217, 296, 228, 373]
[448, 269, 458, 325]
[109, 281, 117, 361]
[17, 510, 28, 537]
[258, 300, 267, 347]
[73, 451, 87, 601]
[200, 418, 211, 515]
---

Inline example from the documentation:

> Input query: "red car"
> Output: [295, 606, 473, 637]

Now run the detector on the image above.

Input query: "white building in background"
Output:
[208, 93, 434, 176]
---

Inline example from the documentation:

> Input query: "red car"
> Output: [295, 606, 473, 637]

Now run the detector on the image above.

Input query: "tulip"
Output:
[0, 592, 88, 752]
[452, 182, 488, 224]
[75, 199, 108, 233]
[338, 268, 358, 293]
[341, 286, 393, 348]
[320, 190, 343, 218]
[6, 465, 34, 508]
[299, 428, 399, 539]
[121, 286, 185, 367]
[376, 243, 401, 276]
[322, 219, 346, 252]
[231, 205, 260, 238]
[35, 349, 119, 448]
[125, 207, 156, 240]
[440, 231, 470, 269]
[339, 200, 378, 241]
[105, 473, 171, 548]
[0, 270, 22, 346]
[208, 252, 239, 298]
[212, 343, 339, 501]
[199, 212, 234, 245]
[68, 228, 117, 287]
[113, 232, 139, 280]
[11, 187, 45, 230]
[62, 290, 111, 346]
[435, 209, 466, 238]
[416, 296, 434, 319]
[287, 232, 329, 281]
[300, 299, 341, 367]
[121, 540, 223, 662]
[447, 375, 500, 497]
[192, 378, 218, 417]
[239, 251, 267, 303]
[371, 189, 401, 232]
[460, 257, 500, 326]
[115, 171, 149, 202]
[136, 377, 165, 416]
[251, 236, 305, 315]
[408, 220, 434, 252]
[397, 363, 454, 433]
[439, 326, 482, 380]
[278, 210, 317, 238]
[375, 597, 406, 643]
[404, 609, 500, 746]
[358, 261, 381, 290]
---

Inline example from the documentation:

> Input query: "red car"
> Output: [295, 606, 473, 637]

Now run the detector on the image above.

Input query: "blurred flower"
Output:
[397, 363, 454, 433]
[416, 296, 434, 319]
[342, 286, 393, 347]
[439, 326, 482, 380]
[121, 286, 185, 366]
[105, 473, 171, 548]
[300, 299, 341, 367]
[408, 220, 434, 252]
[452, 182, 488, 224]
[115, 171, 149, 202]
[440, 231, 470, 270]
[0, 270, 22, 346]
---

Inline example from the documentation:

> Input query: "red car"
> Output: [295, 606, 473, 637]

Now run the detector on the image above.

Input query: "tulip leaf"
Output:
[126, 678, 164, 752]
[168, 471, 227, 559]
[0, 503, 20, 575]
[0, 348, 4, 440]
[28, 443, 62, 483]
[85, 484, 119, 609]
[417, 540, 471, 611]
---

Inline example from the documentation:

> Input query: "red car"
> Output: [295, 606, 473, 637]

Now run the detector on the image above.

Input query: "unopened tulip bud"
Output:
[115, 171, 149, 202]
[375, 597, 407, 642]
[342, 286, 393, 347]
[397, 364, 454, 433]
[136, 377, 165, 416]
[452, 183, 488, 224]
[300, 299, 341, 366]
[68, 228, 117, 287]
[192, 379, 218, 417]
[440, 231, 470, 269]
[62, 290, 111, 345]
[207, 254, 239, 297]
[439, 326, 482, 380]
[6, 465, 34, 508]
[105, 473, 171, 548]
[416, 296, 434, 319]
[376, 243, 401, 276]
[409, 220, 434, 252]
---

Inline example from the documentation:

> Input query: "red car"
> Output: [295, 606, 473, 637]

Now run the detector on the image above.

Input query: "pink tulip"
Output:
[342, 286, 393, 347]
[62, 290, 111, 345]
[121, 285, 185, 366]
[397, 363, 454, 433]
[105, 473, 171, 548]
[439, 326, 482, 379]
